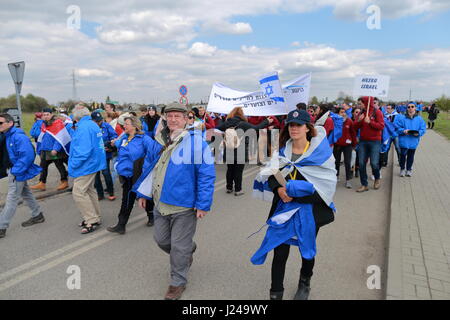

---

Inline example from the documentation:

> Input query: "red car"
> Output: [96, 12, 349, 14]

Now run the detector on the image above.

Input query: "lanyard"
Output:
[289, 141, 310, 180]
[122, 136, 133, 147]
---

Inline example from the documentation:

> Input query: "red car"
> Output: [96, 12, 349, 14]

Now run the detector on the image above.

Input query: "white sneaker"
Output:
[400, 170, 406, 177]
[370, 175, 375, 181]
[345, 181, 352, 189]
[406, 170, 412, 177]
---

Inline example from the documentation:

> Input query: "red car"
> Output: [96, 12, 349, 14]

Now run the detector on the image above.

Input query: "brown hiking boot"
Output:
[30, 182, 46, 191]
[164, 285, 186, 300]
[374, 179, 381, 190]
[57, 180, 69, 191]
[356, 185, 369, 193]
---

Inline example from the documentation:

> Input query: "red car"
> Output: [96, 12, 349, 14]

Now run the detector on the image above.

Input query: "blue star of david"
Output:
[265, 84, 274, 96]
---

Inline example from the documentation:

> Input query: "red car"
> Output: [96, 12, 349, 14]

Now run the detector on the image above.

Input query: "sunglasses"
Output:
[408, 105, 416, 109]
[0, 122, 4, 125]
[188, 116, 194, 119]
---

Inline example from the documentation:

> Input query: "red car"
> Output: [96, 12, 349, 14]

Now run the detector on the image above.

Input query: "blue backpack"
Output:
[327, 112, 344, 145]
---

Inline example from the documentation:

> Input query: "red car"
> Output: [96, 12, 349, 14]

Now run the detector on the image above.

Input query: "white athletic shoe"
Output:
[406, 170, 413, 177]
[345, 181, 352, 189]
[400, 170, 406, 177]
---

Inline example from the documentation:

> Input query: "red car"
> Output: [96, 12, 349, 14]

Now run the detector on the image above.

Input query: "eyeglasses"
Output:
[408, 105, 416, 109]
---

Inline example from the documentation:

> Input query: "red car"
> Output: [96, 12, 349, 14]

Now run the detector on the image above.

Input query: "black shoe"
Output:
[270, 290, 284, 300]
[107, 225, 125, 234]
[0, 229, 6, 238]
[294, 276, 311, 300]
[146, 217, 154, 227]
[21, 213, 45, 227]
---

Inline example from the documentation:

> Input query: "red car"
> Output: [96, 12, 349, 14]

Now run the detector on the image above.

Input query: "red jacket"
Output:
[202, 114, 215, 129]
[248, 116, 265, 126]
[335, 118, 357, 148]
[353, 108, 385, 141]
[323, 117, 334, 136]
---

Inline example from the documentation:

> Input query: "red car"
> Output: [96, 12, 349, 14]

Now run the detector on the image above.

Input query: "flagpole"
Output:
[366, 96, 372, 117]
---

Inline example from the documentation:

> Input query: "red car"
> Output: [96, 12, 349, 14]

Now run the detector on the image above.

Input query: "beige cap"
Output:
[117, 112, 131, 125]
[164, 102, 188, 113]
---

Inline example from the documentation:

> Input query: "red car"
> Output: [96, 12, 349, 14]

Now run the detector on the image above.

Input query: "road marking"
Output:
[0, 166, 261, 291]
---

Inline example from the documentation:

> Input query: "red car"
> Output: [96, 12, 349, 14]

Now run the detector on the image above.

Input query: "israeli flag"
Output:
[259, 71, 285, 104]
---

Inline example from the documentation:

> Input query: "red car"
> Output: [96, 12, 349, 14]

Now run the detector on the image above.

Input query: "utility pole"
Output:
[72, 69, 78, 101]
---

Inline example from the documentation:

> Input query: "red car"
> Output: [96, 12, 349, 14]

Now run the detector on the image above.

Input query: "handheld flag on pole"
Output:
[259, 71, 285, 104]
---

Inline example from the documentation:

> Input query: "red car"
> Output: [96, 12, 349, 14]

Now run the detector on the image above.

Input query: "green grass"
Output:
[421, 111, 450, 140]
[22, 112, 36, 137]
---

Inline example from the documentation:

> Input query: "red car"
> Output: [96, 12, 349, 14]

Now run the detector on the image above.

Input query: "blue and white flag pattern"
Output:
[251, 126, 337, 264]
[259, 71, 285, 104]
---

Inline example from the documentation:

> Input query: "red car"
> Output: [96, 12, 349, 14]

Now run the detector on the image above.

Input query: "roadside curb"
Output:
[0, 188, 72, 209]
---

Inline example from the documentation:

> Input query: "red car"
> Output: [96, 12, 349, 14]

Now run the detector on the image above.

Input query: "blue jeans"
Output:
[358, 140, 381, 187]
[0, 172, 41, 229]
[399, 148, 416, 171]
[94, 159, 114, 197]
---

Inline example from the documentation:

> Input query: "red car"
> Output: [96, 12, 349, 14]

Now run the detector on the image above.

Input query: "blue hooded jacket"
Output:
[114, 133, 154, 177]
[100, 122, 118, 160]
[30, 119, 44, 141]
[5, 126, 42, 181]
[394, 113, 426, 150]
[132, 130, 216, 212]
[68, 116, 106, 178]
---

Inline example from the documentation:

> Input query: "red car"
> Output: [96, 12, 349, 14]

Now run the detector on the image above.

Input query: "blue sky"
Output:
[195, 8, 450, 52]
[1, 0, 450, 104]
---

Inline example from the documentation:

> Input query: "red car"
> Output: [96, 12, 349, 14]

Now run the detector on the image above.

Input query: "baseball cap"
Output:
[117, 112, 131, 125]
[164, 102, 187, 113]
[286, 109, 311, 126]
[91, 111, 103, 122]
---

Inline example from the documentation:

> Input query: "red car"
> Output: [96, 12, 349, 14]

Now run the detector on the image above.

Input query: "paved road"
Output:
[0, 162, 390, 300]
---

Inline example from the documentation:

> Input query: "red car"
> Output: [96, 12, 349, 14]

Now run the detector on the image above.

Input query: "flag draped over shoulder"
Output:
[37, 119, 72, 155]
[251, 126, 337, 264]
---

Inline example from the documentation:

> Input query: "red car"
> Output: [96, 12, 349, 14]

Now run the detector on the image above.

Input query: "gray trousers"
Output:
[153, 207, 197, 287]
[0, 172, 41, 229]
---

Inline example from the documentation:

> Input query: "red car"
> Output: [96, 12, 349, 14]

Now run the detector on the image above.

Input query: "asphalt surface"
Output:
[0, 163, 390, 300]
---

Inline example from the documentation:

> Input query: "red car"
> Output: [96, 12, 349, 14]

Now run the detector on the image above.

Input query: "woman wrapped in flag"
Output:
[252, 109, 337, 300]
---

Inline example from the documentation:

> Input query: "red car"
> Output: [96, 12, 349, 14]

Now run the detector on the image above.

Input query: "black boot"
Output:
[107, 224, 125, 234]
[269, 290, 284, 300]
[293, 276, 311, 300]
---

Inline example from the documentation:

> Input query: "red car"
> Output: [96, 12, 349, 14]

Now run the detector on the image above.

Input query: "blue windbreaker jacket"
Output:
[68, 116, 106, 178]
[132, 130, 216, 212]
[5, 127, 42, 181]
[394, 114, 426, 149]
[114, 133, 154, 177]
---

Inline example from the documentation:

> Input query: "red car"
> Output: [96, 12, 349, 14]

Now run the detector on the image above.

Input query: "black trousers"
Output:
[117, 176, 153, 227]
[333, 145, 353, 181]
[226, 164, 245, 192]
[271, 227, 320, 292]
[39, 157, 68, 183]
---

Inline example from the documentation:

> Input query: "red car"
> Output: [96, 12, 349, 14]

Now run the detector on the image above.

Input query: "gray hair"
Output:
[72, 107, 90, 121]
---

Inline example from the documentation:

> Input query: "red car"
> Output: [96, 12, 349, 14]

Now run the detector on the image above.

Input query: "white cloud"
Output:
[77, 69, 113, 77]
[0, 1, 449, 104]
[188, 42, 217, 57]
[241, 45, 260, 54]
